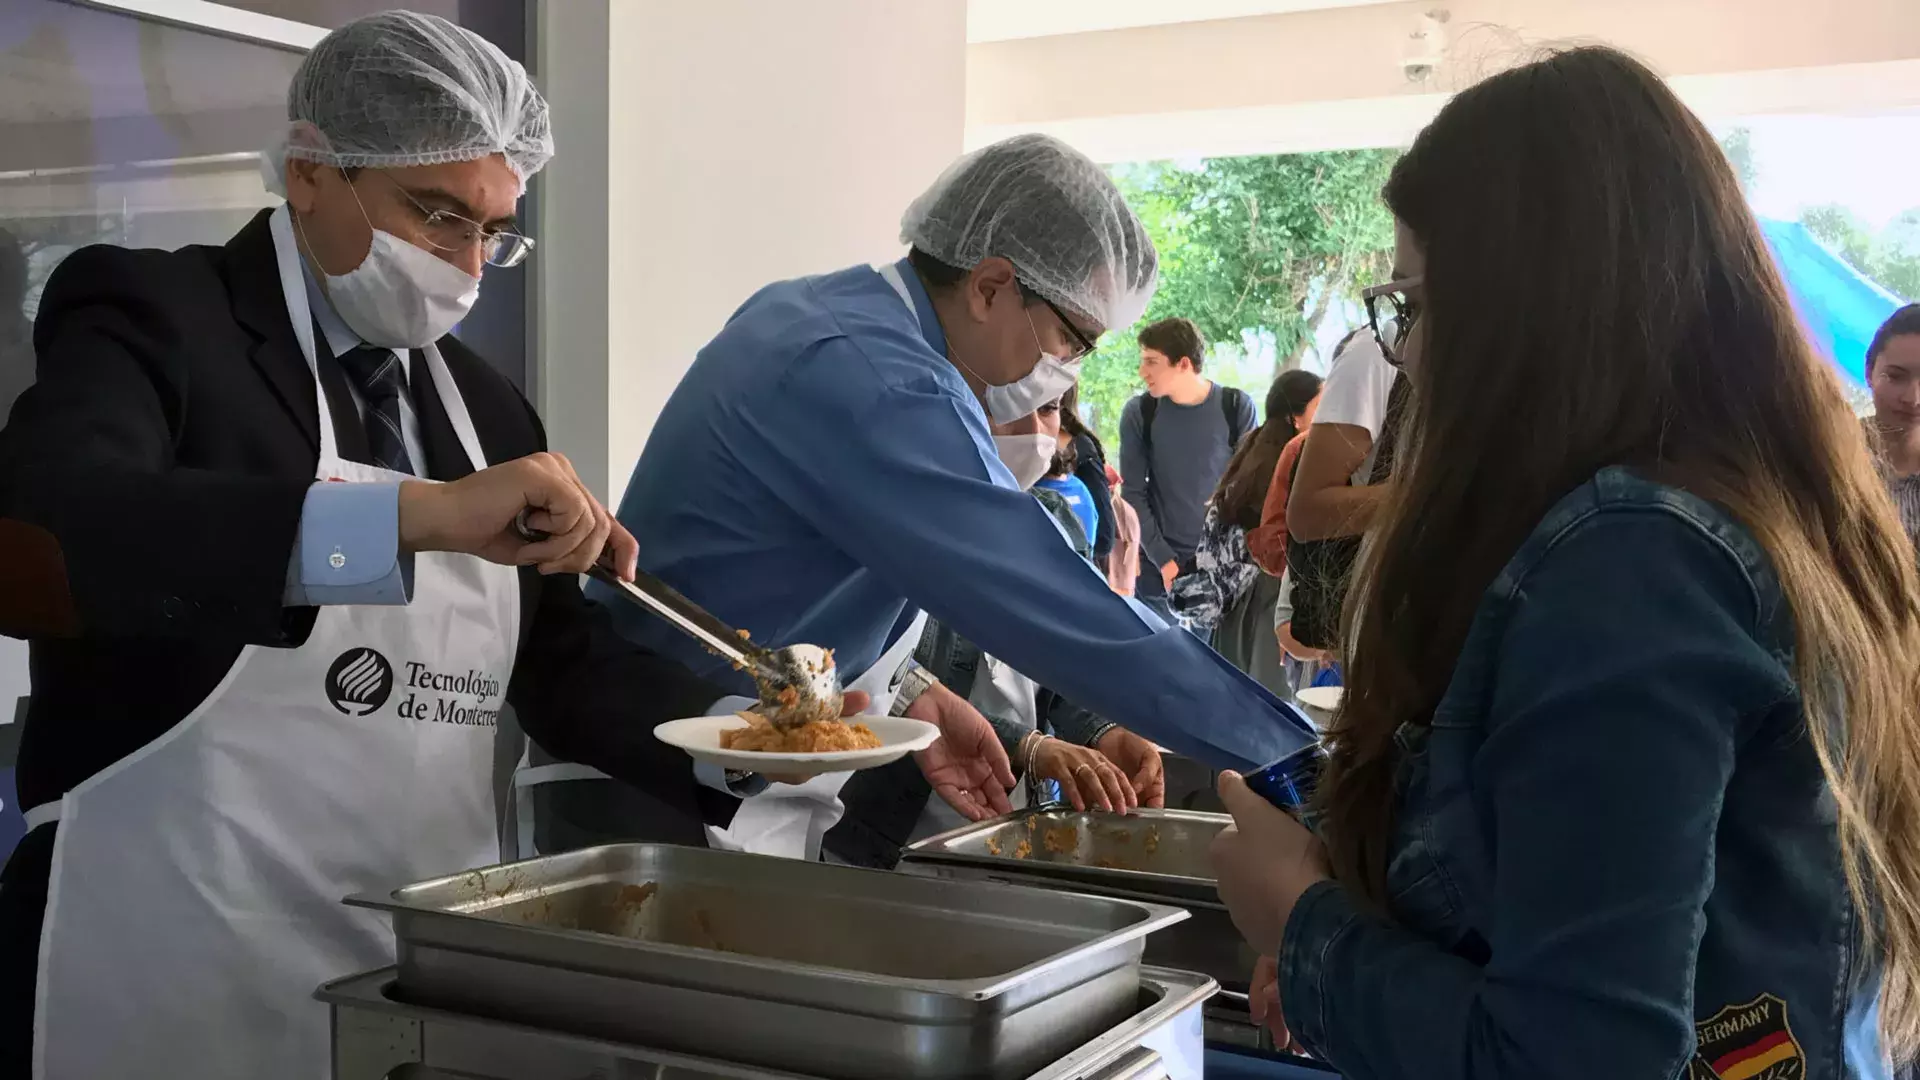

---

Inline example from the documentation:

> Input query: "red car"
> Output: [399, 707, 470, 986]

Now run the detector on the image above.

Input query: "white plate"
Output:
[1295, 686, 1344, 725]
[653, 714, 941, 773]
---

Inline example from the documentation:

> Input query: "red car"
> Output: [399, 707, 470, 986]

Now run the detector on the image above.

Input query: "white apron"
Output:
[28, 205, 519, 1080]
[704, 612, 926, 860]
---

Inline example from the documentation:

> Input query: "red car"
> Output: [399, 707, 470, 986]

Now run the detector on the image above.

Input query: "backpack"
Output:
[1285, 374, 1410, 650]
[1138, 386, 1254, 471]
[1137, 387, 1253, 534]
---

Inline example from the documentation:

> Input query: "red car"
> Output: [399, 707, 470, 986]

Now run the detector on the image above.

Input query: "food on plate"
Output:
[1143, 825, 1161, 854]
[720, 711, 881, 753]
[1042, 825, 1079, 854]
[985, 835, 1003, 856]
[1012, 838, 1033, 860]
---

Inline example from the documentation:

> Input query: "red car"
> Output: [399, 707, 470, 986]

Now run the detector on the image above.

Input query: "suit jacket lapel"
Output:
[225, 209, 321, 456]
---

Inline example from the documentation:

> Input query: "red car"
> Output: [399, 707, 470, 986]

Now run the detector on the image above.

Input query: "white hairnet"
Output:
[261, 10, 552, 196]
[900, 134, 1158, 332]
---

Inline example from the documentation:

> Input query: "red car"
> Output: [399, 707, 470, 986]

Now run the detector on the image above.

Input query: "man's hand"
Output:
[397, 452, 638, 578]
[1160, 559, 1179, 591]
[1095, 727, 1165, 808]
[909, 683, 1015, 821]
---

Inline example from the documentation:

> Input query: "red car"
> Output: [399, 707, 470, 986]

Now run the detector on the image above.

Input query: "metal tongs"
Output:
[512, 510, 844, 729]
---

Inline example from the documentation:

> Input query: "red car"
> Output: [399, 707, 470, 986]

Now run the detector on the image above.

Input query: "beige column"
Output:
[535, 0, 968, 504]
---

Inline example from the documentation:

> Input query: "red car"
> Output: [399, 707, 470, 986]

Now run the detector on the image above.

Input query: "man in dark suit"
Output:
[0, 12, 800, 1078]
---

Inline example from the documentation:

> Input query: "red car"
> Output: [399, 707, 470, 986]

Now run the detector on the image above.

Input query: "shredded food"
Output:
[721, 711, 881, 753]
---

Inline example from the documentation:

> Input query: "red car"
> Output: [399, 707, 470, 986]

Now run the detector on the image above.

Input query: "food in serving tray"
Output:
[719, 710, 881, 753]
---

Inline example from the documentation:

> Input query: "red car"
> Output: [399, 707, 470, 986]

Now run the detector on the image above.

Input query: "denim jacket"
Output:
[1280, 467, 1891, 1080]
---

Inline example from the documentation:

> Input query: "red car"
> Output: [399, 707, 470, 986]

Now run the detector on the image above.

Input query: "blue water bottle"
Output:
[1242, 742, 1328, 829]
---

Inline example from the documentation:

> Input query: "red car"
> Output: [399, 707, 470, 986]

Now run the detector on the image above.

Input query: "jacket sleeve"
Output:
[1074, 435, 1116, 560]
[0, 246, 315, 645]
[1278, 509, 1793, 1080]
[1119, 398, 1175, 567]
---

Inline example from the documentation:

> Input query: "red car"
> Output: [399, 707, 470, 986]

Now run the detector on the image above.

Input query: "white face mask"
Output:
[983, 353, 1081, 426]
[297, 177, 481, 349]
[956, 304, 1089, 425]
[992, 433, 1055, 490]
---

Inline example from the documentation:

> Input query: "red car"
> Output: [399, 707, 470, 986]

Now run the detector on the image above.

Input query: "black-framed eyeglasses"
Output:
[1042, 296, 1099, 362]
[365, 170, 537, 269]
[1015, 273, 1099, 362]
[1362, 276, 1423, 368]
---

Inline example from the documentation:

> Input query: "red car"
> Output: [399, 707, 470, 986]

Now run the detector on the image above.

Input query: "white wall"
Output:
[536, 0, 968, 505]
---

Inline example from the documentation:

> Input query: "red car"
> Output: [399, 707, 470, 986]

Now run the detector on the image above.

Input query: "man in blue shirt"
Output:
[595, 135, 1314, 830]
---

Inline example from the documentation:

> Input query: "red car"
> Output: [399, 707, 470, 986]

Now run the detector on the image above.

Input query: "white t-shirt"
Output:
[1312, 335, 1397, 485]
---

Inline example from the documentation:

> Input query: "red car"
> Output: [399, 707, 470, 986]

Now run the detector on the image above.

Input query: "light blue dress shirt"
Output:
[599, 259, 1315, 772]
[280, 266, 414, 607]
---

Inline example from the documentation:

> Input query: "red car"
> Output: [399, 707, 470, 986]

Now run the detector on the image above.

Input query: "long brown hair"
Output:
[1316, 46, 1920, 1057]
[1213, 367, 1324, 530]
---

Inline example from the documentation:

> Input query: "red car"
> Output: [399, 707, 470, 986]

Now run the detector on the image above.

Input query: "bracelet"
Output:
[1084, 722, 1119, 748]
[1022, 732, 1051, 807]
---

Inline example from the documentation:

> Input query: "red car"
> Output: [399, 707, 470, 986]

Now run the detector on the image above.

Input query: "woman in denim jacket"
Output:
[1210, 47, 1920, 1080]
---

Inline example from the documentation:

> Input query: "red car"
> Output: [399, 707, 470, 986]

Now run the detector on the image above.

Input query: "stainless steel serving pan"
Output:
[899, 809, 1258, 995]
[319, 964, 1217, 1080]
[346, 843, 1189, 1080]
[901, 808, 1232, 903]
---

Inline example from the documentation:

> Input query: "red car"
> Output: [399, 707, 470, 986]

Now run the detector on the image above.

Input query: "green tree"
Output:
[1803, 203, 1920, 303]
[1079, 151, 1398, 449]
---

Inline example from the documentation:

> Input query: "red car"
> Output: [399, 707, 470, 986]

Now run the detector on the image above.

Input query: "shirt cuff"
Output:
[283, 481, 415, 607]
[1278, 878, 1364, 1056]
[698, 695, 771, 797]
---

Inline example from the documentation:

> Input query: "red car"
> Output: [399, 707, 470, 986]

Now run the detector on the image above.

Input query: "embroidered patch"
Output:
[1688, 993, 1804, 1080]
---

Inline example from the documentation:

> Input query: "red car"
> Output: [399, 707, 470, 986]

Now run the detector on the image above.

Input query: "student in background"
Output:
[1866, 304, 1920, 550]
[1057, 384, 1115, 560]
[1035, 403, 1099, 548]
[1121, 317, 1255, 619]
[1174, 367, 1323, 694]
[1105, 464, 1142, 597]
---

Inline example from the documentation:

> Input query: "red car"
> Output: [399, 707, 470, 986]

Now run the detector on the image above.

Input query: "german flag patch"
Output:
[1688, 993, 1804, 1080]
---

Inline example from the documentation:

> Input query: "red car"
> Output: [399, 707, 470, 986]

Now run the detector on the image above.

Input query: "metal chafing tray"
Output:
[346, 843, 1189, 1080]
[899, 809, 1259, 997]
[321, 964, 1216, 1079]
[901, 808, 1230, 902]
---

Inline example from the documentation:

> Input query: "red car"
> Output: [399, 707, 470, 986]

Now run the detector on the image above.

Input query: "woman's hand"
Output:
[1094, 727, 1165, 808]
[1248, 954, 1308, 1054]
[1210, 770, 1331, 955]
[1032, 736, 1136, 812]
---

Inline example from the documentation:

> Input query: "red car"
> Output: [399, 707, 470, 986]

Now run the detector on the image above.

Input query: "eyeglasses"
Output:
[365, 171, 537, 269]
[1015, 275, 1099, 362]
[1362, 276, 1423, 368]
[1043, 296, 1099, 362]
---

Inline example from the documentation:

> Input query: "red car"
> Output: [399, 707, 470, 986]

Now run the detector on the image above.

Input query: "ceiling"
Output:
[965, 0, 1403, 43]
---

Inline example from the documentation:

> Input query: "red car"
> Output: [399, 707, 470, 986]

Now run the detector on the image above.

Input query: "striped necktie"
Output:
[334, 345, 415, 476]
